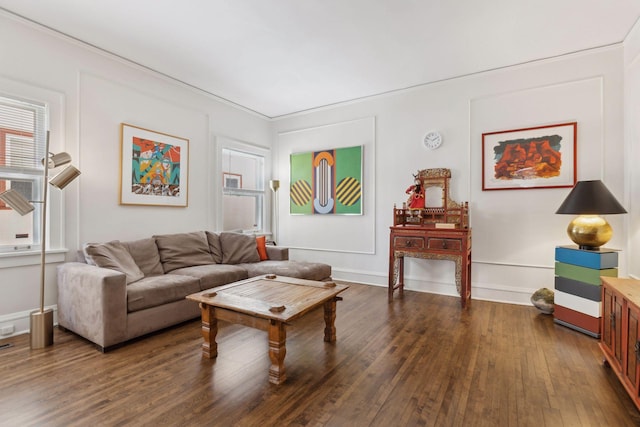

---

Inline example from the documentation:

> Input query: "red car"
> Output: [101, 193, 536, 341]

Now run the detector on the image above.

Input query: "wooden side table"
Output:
[388, 225, 472, 308]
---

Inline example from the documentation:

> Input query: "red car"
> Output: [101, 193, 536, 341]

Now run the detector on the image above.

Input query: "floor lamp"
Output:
[269, 179, 280, 245]
[0, 131, 81, 348]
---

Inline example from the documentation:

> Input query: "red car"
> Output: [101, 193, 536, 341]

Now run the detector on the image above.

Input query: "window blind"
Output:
[0, 96, 47, 172]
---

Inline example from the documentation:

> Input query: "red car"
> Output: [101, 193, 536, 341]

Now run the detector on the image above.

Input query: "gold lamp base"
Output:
[30, 309, 54, 349]
[567, 215, 613, 251]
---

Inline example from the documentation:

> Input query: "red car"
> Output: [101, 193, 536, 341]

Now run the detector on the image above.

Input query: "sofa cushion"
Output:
[153, 231, 215, 273]
[238, 260, 332, 281]
[205, 231, 223, 264]
[219, 232, 260, 264]
[83, 241, 145, 285]
[168, 264, 249, 290]
[126, 274, 201, 312]
[122, 238, 164, 276]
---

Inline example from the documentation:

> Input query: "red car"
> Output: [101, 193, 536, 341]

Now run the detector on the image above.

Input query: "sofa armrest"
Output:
[266, 245, 288, 261]
[57, 262, 128, 350]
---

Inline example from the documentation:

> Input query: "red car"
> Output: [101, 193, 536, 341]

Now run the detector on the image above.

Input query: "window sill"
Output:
[0, 249, 68, 269]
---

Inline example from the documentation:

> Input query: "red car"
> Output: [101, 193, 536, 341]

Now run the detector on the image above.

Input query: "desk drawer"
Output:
[427, 238, 461, 251]
[394, 236, 425, 250]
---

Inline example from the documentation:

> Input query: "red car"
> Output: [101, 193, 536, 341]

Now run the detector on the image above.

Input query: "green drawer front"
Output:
[554, 262, 617, 285]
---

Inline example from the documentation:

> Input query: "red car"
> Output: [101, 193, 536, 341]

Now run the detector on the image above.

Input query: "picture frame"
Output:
[482, 122, 577, 191]
[290, 145, 363, 215]
[223, 172, 242, 189]
[119, 123, 189, 206]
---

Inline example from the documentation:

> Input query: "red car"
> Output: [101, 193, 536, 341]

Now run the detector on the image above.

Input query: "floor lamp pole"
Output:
[31, 131, 54, 349]
[270, 180, 280, 245]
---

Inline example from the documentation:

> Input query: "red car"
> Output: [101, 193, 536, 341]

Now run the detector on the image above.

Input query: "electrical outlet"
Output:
[0, 325, 15, 336]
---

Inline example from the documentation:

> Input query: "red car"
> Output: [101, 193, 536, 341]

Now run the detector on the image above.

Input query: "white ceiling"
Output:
[1, 1, 639, 118]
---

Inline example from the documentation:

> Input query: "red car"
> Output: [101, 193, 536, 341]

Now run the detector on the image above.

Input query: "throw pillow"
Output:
[84, 241, 144, 285]
[153, 231, 215, 273]
[122, 238, 164, 276]
[219, 232, 261, 264]
[205, 231, 223, 264]
[256, 235, 268, 261]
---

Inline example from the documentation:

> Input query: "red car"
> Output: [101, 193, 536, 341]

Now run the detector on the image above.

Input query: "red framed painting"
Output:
[482, 122, 577, 191]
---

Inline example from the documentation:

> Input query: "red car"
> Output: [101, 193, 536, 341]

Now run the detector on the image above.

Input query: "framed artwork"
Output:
[290, 145, 363, 215]
[223, 172, 242, 189]
[119, 123, 189, 206]
[482, 122, 577, 191]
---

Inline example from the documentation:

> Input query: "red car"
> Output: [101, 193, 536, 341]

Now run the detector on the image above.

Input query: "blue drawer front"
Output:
[555, 246, 618, 269]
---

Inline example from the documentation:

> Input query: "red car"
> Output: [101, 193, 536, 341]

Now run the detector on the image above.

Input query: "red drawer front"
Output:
[394, 236, 425, 250]
[554, 304, 600, 334]
[427, 238, 462, 251]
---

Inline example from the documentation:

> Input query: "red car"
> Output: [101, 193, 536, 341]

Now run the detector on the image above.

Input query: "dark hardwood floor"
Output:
[1, 283, 639, 426]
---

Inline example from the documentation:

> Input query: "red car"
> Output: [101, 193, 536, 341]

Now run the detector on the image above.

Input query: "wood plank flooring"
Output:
[1, 283, 639, 426]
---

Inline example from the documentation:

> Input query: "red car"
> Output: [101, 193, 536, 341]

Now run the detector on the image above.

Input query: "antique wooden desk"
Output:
[388, 168, 472, 308]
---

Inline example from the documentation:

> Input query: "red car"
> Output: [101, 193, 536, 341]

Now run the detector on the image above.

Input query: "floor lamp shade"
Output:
[50, 165, 81, 189]
[556, 180, 627, 250]
[0, 188, 35, 215]
[44, 151, 71, 169]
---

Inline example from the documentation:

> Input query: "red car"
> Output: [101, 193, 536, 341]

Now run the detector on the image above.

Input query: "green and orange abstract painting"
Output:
[290, 145, 362, 215]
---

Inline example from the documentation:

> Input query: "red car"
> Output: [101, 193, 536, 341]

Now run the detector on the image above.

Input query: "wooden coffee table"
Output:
[186, 275, 348, 384]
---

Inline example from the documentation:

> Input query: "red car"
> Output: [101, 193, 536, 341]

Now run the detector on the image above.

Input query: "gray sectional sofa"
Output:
[57, 231, 331, 351]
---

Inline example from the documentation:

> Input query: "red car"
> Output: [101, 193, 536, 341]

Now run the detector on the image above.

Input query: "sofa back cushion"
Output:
[205, 231, 223, 264]
[154, 231, 215, 273]
[219, 232, 260, 264]
[84, 241, 145, 285]
[122, 238, 164, 276]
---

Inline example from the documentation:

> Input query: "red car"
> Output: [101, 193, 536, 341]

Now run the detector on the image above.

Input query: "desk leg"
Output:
[455, 255, 471, 309]
[388, 254, 405, 302]
[398, 256, 404, 298]
[199, 303, 218, 359]
[462, 252, 471, 308]
[324, 298, 337, 342]
[268, 320, 287, 385]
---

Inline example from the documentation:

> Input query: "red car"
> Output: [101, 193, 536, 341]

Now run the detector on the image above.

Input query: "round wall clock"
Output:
[423, 131, 443, 150]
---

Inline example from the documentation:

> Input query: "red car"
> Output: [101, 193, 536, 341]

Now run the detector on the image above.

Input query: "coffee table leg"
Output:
[324, 298, 337, 342]
[199, 303, 218, 359]
[268, 320, 287, 384]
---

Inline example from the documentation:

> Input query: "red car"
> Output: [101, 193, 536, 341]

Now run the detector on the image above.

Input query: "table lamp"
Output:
[555, 180, 626, 250]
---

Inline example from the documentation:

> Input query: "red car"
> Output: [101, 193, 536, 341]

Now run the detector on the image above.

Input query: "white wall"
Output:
[273, 46, 626, 305]
[0, 12, 271, 336]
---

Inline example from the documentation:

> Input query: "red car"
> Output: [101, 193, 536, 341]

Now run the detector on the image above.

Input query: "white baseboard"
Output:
[0, 305, 58, 338]
[331, 267, 537, 306]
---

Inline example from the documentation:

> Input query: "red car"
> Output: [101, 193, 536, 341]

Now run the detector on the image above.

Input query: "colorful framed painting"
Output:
[119, 123, 189, 206]
[482, 122, 577, 191]
[290, 145, 363, 215]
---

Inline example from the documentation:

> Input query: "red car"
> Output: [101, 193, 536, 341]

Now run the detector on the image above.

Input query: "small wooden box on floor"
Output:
[553, 246, 618, 338]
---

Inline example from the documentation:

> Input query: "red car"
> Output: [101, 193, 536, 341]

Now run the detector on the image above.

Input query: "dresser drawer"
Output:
[394, 236, 425, 250]
[427, 238, 461, 251]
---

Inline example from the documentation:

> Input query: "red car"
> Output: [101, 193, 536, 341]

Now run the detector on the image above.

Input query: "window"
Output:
[0, 95, 47, 252]
[221, 148, 265, 232]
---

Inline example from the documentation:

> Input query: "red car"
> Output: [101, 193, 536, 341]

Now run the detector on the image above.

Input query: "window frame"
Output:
[215, 137, 271, 234]
[0, 96, 47, 253]
[0, 77, 66, 267]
